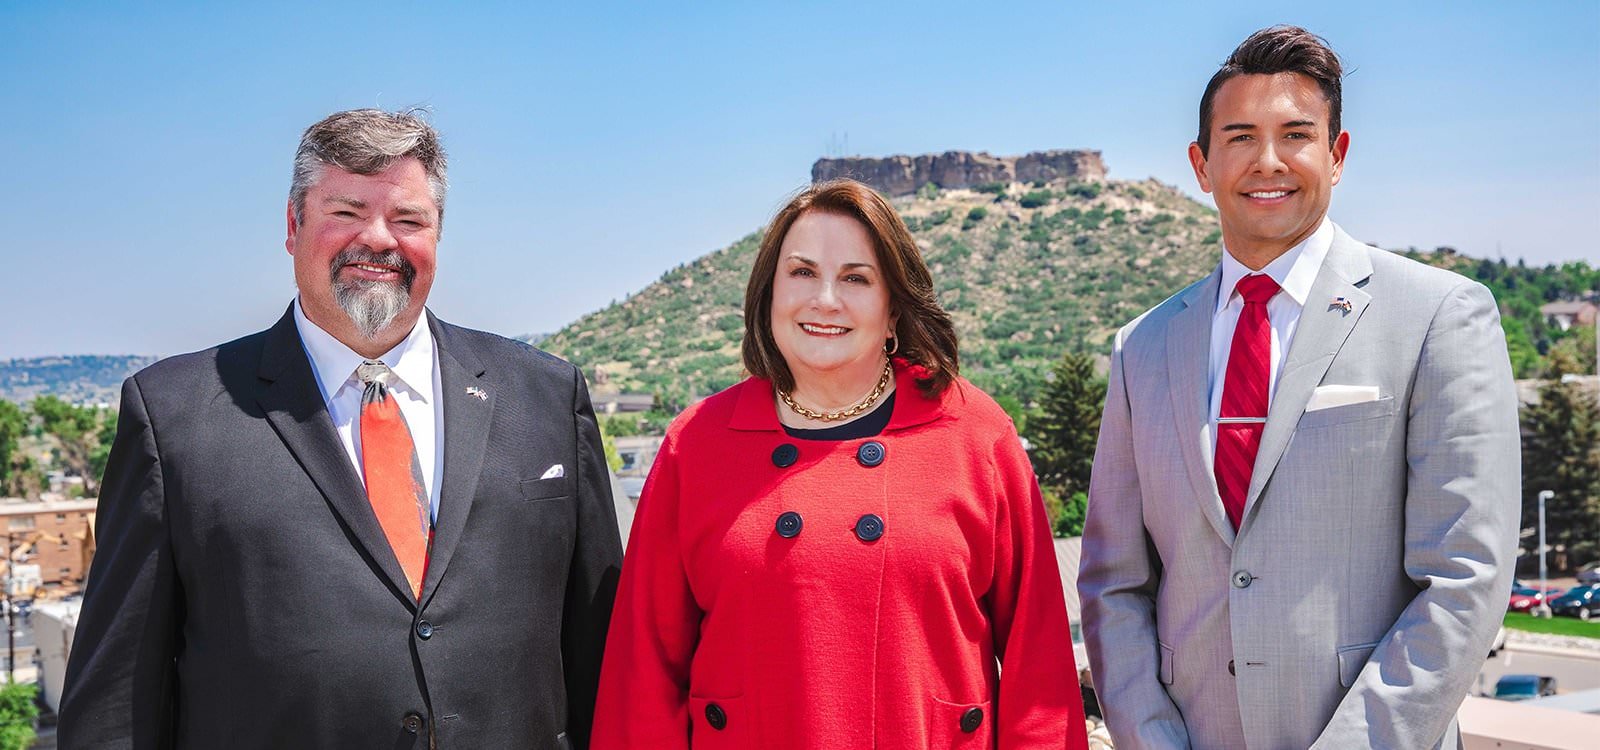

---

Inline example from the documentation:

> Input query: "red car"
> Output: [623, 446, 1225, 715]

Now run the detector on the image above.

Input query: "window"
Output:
[6, 518, 34, 532]
[55, 514, 67, 523]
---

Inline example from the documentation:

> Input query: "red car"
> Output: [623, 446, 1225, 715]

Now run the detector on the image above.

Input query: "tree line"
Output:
[0, 396, 116, 499]
[1025, 349, 1600, 573]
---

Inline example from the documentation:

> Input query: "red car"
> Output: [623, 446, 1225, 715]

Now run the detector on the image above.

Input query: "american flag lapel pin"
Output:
[1330, 296, 1353, 313]
[465, 386, 488, 401]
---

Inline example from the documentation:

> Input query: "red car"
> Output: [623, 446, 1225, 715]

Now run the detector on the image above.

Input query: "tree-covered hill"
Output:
[541, 174, 1596, 413]
[542, 176, 1225, 410]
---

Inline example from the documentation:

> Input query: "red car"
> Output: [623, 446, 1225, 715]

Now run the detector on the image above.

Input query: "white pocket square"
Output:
[539, 464, 565, 480]
[1306, 385, 1380, 412]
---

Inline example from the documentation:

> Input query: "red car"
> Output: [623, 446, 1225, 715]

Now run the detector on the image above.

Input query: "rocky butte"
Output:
[811, 149, 1107, 197]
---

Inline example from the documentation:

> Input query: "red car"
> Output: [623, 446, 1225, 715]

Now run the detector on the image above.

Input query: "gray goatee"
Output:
[331, 247, 417, 339]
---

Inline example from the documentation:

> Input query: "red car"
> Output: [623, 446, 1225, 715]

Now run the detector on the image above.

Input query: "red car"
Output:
[1509, 584, 1563, 613]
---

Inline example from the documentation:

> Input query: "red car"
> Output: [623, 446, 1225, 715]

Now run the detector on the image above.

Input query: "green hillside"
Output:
[542, 176, 1223, 410]
[543, 175, 1597, 414]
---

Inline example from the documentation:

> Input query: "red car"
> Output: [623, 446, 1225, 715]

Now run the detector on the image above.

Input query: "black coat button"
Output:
[772, 443, 799, 468]
[855, 514, 885, 542]
[401, 712, 425, 734]
[1232, 570, 1253, 589]
[960, 707, 984, 733]
[856, 441, 886, 467]
[1228, 660, 1236, 676]
[775, 511, 803, 538]
[705, 702, 727, 730]
[416, 620, 433, 640]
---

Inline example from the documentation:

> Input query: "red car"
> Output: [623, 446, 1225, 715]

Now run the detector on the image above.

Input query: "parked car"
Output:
[1577, 562, 1600, 586]
[1509, 584, 1564, 613]
[1548, 585, 1600, 620]
[1494, 674, 1558, 701]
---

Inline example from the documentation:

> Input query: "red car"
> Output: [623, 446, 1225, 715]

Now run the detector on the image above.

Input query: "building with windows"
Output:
[0, 497, 97, 591]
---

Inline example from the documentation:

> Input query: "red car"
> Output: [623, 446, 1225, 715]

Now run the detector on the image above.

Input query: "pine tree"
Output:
[1520, 351, 1600, 568]
[1028, 352, 1106, 535]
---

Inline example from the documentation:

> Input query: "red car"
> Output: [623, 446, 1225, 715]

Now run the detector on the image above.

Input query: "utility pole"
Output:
[1537, 490, 1553, 618]
[4, 530, 12, 682]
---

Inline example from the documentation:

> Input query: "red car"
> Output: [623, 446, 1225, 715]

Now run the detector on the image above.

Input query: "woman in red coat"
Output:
[593, 180, 1087, 749]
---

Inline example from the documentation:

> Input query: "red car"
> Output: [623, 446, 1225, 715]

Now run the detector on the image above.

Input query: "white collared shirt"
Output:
[1208, 217, 1334, 439]
[293, 299, 443, 521]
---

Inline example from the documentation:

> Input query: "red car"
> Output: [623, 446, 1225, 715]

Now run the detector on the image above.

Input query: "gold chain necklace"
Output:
[779, 360, 894, 422]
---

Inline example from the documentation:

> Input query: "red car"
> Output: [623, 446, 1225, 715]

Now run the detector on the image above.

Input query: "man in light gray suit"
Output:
[1078, 26, 1519, 749]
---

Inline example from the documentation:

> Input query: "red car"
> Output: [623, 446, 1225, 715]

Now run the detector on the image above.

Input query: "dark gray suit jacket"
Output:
[61, 307, 623, 749]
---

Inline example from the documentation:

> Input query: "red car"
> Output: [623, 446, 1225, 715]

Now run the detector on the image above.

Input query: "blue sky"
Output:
[3, 1, 1596, 358]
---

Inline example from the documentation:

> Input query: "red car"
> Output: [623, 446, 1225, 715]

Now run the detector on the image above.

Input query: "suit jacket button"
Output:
[416, 620, 433, 640]
[1228, 659, 1236, 676]
[775, 511, 803, 538]
[705, 702, 728, 730]
[856, 440, 886, 467]
[772, 443, 799, 468]
[854, 514, 885, 542]
[1232, 570, 1253, 589]
[401, 712, 425, 734]
[960, 707, 984, 733]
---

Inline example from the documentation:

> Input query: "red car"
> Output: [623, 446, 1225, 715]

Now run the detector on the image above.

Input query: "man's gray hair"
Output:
[289, 108, 449, 229]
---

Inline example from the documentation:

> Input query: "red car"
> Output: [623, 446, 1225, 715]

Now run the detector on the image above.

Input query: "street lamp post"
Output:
[1537, 490, 1554, 618]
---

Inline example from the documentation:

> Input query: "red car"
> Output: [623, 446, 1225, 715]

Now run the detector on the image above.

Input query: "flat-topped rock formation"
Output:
[812, 149, 1107, 197]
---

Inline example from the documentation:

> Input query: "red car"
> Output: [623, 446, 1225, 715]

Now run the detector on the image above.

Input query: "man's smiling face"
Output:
[287, 157, 439, 347]
[1189, 72, 1349, 266]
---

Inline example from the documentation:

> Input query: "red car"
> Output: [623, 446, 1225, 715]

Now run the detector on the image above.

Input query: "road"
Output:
[1475, 646, 1600, 697]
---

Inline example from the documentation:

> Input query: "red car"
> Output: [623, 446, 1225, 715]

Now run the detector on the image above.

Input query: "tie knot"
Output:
[355, 360, 393, 386]
[1235, 274, 1281, 304]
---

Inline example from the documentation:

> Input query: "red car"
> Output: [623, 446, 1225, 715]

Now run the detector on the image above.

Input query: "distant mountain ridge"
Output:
[541, 150, 1224, 410]
[540, 149, 1596, 412]
[814, 149, 1106, 197]
[0, 355, 157, 406]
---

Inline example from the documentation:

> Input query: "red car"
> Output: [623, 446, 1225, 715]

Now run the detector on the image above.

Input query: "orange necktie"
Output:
[357, 360, 431, 600]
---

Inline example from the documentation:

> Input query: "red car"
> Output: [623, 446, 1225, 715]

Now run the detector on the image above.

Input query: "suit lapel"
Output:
[421, 314, 492, 607]
[255, 307, 417, 606]
[1167, 269, 1238, 547]
[1239, 230, 1374, 532]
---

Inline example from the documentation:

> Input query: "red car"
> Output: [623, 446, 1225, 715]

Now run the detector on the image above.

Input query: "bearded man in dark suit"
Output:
[62, 108, 623, 749]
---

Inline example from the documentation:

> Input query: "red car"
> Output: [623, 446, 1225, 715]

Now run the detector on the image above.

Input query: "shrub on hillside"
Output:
[1019, 190, 1054, 209]
[1066, 182, 1103, 200]
[962, 206, 988, 230]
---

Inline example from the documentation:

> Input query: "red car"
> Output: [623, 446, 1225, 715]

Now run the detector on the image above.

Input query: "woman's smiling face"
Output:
[769, 210, 896, 391]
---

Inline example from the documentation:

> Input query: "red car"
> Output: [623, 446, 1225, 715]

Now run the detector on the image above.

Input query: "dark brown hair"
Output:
[742, 179, 959, 396]
[1198, 25, 1343, 156]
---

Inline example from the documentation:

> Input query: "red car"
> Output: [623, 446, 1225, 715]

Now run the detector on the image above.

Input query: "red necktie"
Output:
[1215, 274, 1280, 530]
[357, 360, 431, 600]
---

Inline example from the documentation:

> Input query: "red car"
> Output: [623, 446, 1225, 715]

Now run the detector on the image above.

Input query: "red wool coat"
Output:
[592, 362, 1087, 749]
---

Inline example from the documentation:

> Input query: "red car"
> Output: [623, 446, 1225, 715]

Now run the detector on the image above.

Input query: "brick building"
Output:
[0, 497, 96, 592]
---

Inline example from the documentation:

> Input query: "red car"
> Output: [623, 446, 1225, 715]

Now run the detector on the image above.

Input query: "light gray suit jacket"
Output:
[1078, 225, 1520, 749]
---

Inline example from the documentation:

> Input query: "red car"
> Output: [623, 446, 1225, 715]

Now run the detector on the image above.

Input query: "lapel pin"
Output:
[465, 386, 488, 401]
[1329, 296, 1353, 313]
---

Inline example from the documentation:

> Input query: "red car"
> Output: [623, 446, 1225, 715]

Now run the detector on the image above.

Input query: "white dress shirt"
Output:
[293, 300, 443, 522]
[1208, 217, 1334, 441]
